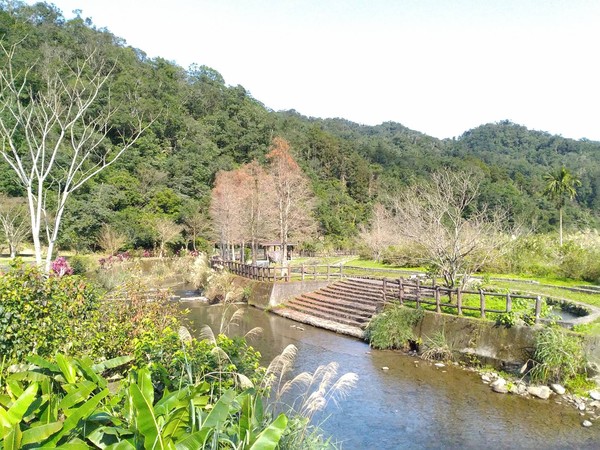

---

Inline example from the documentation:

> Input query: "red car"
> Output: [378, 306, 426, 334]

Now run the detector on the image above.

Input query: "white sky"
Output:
[22, 0, 600, 141]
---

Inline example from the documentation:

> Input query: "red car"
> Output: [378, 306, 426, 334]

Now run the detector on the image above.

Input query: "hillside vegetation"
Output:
[1, 1, 599, 254]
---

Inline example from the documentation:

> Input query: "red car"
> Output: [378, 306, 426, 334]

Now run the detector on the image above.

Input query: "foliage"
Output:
[365, 302, 424, 350]
[421, 331, 454, 361]
[528, 326, 585, 384]
[0, 354, 288, 449]
[0, 259, 100, 360]
[133, 324, 264, 396]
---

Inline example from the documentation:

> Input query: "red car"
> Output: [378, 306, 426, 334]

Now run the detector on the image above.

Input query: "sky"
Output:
[22, 0, 600, 141]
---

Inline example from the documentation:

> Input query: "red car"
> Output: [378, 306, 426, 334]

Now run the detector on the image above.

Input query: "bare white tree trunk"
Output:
[0, 43, 150, 272]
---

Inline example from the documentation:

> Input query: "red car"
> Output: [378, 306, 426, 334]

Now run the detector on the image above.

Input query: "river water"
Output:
[183, 302, 600, 449]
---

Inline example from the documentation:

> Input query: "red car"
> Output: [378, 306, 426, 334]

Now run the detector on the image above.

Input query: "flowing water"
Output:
[183, 302, 600, 449]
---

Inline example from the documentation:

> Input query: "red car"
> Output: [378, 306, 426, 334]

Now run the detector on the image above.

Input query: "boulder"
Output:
[590, 391, 600, 401]
[582, 420, 593, 428]
[528, 386, 551, 400]
[550, 384, 566, 395]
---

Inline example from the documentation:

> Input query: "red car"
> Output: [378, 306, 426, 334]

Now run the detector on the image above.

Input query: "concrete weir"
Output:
[234, 275, 600, 369]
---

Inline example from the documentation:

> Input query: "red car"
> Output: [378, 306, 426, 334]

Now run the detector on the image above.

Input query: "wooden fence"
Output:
[222, 261, 544, 322]
[379, 277, 543, 322]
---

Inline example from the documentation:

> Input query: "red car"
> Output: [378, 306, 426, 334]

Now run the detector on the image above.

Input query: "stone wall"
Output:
[236, 276, 331, 310]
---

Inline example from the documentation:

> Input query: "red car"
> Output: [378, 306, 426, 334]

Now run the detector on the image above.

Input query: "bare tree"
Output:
[154, 218, 182, 258]
[266, 137, 316, 263]
[0, 194, 29, 258]
[97, 223, 127, 256]
[182, 210, 211, 252]
[239, 161, 277, 264]
[0, 43, 150, 271]
[391, 170, 514, 288]
[359, 203, 395, 262]
[209, 169, 245, 260]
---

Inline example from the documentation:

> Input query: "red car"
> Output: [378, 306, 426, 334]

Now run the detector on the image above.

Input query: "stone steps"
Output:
[283, 278, 387, 330]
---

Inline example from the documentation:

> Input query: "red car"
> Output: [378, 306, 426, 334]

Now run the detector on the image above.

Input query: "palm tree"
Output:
[543, 167, 581, 246]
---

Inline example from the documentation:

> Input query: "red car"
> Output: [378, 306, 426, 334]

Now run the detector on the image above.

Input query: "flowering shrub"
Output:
[50, 256, 73, 277]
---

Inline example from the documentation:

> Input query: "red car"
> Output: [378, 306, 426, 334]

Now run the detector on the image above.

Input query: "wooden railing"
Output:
[379, 278, 543, 323]
[222, 261, 544, 322]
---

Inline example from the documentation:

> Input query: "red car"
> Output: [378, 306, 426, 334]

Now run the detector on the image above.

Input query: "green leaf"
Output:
[58, 381, 96, 410]
[55, 354, 78, 384]
[26, 355, 60, 373]
[136, 369, 154, 407]
[7, 382, 38, 425]
[21, 421, 62, 445]
[104, 439, 137, 450]
[129, 383, 164, 450]
[248, 413, 288, 450]
[92, 356, 133, 373]
[3, 423, 22, 450]
[46, 389, 109, 446]
[53, 438, 91, 449]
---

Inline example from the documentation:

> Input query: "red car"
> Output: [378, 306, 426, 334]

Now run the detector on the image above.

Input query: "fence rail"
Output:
[221, 261, 543, 322]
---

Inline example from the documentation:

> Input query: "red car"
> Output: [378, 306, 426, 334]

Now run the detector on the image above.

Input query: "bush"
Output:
[365, 303, 423, 350]
[0, 259, 100, 360]
[133, 325, 263, 395]
[529, 326, 585, 384]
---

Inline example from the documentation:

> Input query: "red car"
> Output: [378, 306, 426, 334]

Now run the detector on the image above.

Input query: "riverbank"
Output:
[184, 302, 600, 449]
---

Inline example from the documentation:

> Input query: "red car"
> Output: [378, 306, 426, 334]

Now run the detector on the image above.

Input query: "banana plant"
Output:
[1, 355, 288, 449]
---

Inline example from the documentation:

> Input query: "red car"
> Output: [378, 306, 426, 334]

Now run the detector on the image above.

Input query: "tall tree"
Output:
[391, 170, 514, 288]
[543, 166, 581, 246]
[0, 194, 29, 258]
[0, 43, 149, 271]
[266, 137, 316, 263]
[359, 203, 394, 262]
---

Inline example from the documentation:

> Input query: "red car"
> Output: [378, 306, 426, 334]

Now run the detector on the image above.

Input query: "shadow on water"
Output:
[183, 302, 600, 450]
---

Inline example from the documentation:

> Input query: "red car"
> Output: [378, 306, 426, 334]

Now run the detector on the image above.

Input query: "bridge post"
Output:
[534, 296, 542, 323]
[327, 264, 330, 281]
[382, 278, 387, 304]
[457, 288, 463, 315]
[435, 286, 441, 313]
[479, 289, 486, 318]
[506, 293, 512, 313]
[301, 264, 305, 281]
[398, 279, 404, 305]
[415, 279, 421, 309]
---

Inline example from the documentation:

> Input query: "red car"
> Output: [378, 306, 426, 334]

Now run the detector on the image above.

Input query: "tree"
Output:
[266, 137, 316, 263]
[239, 161, 276, 264]
[0, 43, 149, 271]
[0, 194, 29, 257]
[543, 166, 581, 247]
[391, 170, 514, 288]
[154, 218, 182, 258]
[359, 203, 394, 262]
[97, 223, 127, 256]
[209, 170, 245, 260]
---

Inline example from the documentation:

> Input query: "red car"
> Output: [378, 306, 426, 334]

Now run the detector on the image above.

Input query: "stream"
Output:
[183, 301, 600, 449]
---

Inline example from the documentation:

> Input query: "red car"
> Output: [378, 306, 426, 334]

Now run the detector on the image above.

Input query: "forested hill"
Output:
[0, 2, 598, 253]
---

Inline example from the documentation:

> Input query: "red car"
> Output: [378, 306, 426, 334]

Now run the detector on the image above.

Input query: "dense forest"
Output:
[1, 1, 599, 254]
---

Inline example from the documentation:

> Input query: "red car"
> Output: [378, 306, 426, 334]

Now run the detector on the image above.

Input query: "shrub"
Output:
[529, 326, 585, 384]
[0, 259, 100, 360]
[365, 303, 423, 350]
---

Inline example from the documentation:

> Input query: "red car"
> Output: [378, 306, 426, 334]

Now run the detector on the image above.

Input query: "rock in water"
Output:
[492, 384, 509, 394]
[528, 386, 551, 400]
[550, 384, 566, 395]
[582, 420, 593, 428]
[490, 378, 506, 389]
[382, 366, 389, 371]
[434, 363, 445, 368]
[590, 391, 600, 401]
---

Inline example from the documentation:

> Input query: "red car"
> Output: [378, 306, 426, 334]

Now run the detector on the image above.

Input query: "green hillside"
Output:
[1, 1, 598, 253]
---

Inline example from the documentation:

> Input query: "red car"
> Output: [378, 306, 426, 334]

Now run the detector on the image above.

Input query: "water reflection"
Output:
[184, 303, 600, 450]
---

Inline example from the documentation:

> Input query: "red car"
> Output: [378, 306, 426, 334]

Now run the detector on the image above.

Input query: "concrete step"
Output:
[324, 283, 384, 299]
[313, 288, 382, 307]
[285, 301, 365, 327]
[295, 294, 375, 318]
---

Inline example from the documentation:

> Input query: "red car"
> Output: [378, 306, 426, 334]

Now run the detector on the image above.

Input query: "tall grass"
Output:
[528, 327, 585, 384]
[365, 302, 424, 350]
